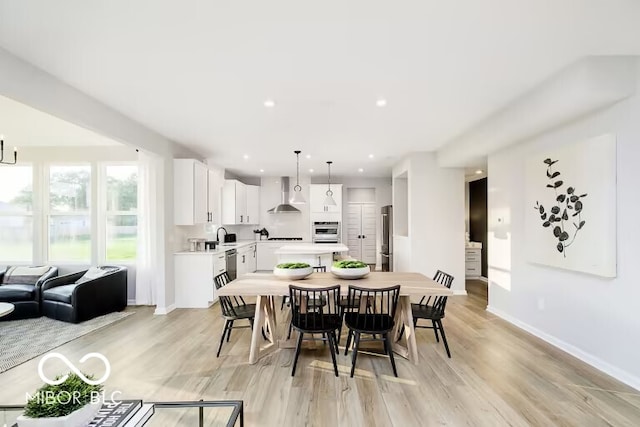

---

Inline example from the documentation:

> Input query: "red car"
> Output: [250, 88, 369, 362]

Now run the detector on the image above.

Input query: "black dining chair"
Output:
[280, 265, 325, 310]
[214, 272, 259, 357]
[343, 284, 401, 377]
[289, 284, 342, 376]
[410, 270, 454, 358]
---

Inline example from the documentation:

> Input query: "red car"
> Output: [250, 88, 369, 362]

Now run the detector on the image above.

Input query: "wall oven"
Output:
[312, 221, 340, 244]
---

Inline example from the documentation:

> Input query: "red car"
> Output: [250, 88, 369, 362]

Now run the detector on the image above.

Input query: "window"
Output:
[105, 165, 138, 261]
[0, 166, 33, 262]
[48, 165, 91, 262]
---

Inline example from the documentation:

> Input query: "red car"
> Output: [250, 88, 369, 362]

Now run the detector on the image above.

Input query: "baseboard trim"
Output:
[127, 299, 136, 306]
[453, 290, 468, 296]
[486, 305, 640, 392]
[154, 304, 176, 315]
[477, 276, 488, 283]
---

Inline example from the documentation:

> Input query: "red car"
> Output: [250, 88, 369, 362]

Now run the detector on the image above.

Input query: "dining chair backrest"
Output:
[289, 284, 340, 331]
[214, 272, 247, 318]
[418, 270, 454, 306]
[345, 284, 400, 332]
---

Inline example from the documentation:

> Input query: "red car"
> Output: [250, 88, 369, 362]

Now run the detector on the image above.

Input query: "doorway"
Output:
[466, 176, 488, 302]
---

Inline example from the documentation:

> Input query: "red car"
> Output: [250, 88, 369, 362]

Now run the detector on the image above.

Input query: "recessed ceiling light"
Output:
[475, 169, 484, 174]
[309, 168, 314, 173]
[306, 154, 311, 159]
[358, 168, 364, 173]
[368, 154, 374, 159]
[243, 154, 249, 160]
[259, 169, 264, 173]
[376, 99, 387, 107]
[264, 99, 275, 108]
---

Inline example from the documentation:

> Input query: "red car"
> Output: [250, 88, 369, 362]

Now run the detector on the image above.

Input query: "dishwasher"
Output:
[225, 249, 237, 280]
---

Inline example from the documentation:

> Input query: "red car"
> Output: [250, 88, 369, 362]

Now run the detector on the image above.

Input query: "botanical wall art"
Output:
[525, 134, 616, 277]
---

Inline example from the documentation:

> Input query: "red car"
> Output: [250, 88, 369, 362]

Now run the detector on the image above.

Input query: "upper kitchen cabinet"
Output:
[222, 180, 260, 225]
[246, 185, 260, 225]
[207, 169, 222, 224]
[174, 159, 209, 225]
[310, 183, 342, 221]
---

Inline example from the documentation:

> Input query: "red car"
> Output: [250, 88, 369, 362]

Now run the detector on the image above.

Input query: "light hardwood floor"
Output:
[2, 280, 640, 426]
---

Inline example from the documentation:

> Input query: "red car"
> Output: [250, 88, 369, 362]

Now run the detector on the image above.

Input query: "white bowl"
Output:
[331, 265, 370, 279]
[273, 266, 314, 280]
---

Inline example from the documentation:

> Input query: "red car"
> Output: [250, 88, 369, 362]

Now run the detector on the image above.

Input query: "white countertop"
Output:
[174, 239, 313, 255]
[275, 243, 349, 255]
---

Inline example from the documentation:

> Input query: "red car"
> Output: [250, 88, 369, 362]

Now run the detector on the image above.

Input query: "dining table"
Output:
[215, 271, 454, 365]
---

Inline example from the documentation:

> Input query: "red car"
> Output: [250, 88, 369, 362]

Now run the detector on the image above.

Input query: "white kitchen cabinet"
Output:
[465, 247, 482, 278]
[346, 203, 377, 264]
[310, 184, 342, 222]
[207, 169, 222, 224]
[237, 243, 257, 275]
[174, 253, 223, 308]
[222, 179, 247, 224]
[246, 185, 260, 225]
[174, 159, 209, 225]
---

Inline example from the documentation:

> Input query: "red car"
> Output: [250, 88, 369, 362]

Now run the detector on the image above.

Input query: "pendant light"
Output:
[323, 161, 337, 206]
[290, 150, 306, 204]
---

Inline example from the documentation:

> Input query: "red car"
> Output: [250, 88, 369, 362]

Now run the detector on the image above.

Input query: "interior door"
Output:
[360, 204, 377, 264]
[346, 204, 362, 260]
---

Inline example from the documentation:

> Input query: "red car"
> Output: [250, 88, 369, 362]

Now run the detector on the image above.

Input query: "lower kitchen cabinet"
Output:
[174, 253, 227, 308]
[465, 247, 482, 278]
[238, 244, 257, 276]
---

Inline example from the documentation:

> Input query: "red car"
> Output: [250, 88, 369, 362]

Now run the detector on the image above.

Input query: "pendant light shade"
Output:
[290, 150, 306, 205]
[324, 161, 337, 206]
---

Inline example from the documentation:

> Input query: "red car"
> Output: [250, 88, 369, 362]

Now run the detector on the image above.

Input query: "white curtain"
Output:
[135, 151, 158, 305]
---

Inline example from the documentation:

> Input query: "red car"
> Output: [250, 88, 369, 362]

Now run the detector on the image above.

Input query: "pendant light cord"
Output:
[294, 150, 302, 192]
[326, 161, 333, 196]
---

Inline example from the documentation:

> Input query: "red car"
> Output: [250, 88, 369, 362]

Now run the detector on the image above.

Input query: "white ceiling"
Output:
[1, 1, 639, 177]
[0, 94, 119, 147]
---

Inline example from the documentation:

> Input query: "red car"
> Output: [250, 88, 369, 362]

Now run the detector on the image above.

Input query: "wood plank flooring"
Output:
[1, 280, 640, 426]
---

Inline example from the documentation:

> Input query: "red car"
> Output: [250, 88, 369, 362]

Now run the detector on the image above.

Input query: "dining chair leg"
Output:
[432, 319, 440, 342]
[397, 322, 407, 341]
[384, 333, 398, 377]
[327, 332, 339, 377]
[344, 329, 353, 356]
[281, 296, 288, 310]
[217, 320, 229, 358]
[437, 320, 451, 358]
[350, 332, 361, 378]
[331, 330, 339, 354]
[226, 320, 234, 342]
[248, 318, 254, 330]
[337, 307, 345, 343]
[291, 331, 304, 376]
[287, 319, 293, 339]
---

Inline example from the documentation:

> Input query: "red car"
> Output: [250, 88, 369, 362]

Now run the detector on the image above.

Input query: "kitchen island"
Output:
[275, 243, 349, 269]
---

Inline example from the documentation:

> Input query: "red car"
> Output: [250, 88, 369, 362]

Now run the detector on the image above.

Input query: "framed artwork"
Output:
[525, 134, 616, 278]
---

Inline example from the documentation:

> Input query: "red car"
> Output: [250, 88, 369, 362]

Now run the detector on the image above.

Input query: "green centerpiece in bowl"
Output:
[273, 262, 313, 280]
[331, 260, 370, 279]
[17, 373, 103, 427]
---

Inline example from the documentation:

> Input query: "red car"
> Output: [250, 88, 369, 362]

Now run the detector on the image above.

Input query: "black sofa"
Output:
[41, 266, 128, 323]
[0, 265, 58, 320]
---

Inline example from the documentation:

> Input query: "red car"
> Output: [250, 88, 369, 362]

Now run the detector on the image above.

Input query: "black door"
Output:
[469, 178, 488, 277]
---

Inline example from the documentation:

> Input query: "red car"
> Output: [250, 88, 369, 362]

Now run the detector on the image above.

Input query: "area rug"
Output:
[0, 311, 132, 373]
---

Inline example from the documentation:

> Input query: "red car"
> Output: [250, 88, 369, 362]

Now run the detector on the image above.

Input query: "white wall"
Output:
[487, 68, 640, 389]
[392, 153, 466, 293]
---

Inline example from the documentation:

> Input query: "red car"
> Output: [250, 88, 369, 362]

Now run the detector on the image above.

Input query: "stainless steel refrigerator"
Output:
[381, 205, 393, 272]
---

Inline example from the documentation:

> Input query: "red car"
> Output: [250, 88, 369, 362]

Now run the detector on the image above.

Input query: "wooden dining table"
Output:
[215, 271, 453, 365]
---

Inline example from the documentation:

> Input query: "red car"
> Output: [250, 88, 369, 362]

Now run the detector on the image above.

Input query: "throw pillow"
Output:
[75, 266, 119, 284]
[75, 267, 108, 284]
[2, 266, 52, 285]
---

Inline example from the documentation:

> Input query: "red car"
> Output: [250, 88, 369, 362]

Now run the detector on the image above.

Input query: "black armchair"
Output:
[41, 266, 128, 323]
[0, 265, 58, 320]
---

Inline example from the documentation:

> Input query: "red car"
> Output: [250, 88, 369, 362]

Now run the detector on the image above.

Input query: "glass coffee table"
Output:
[0, 302, 14, 318]
[1, 400, 244, 427]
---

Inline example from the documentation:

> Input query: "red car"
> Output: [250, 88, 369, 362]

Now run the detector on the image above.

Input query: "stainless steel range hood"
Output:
[268, 177, 301, 213]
